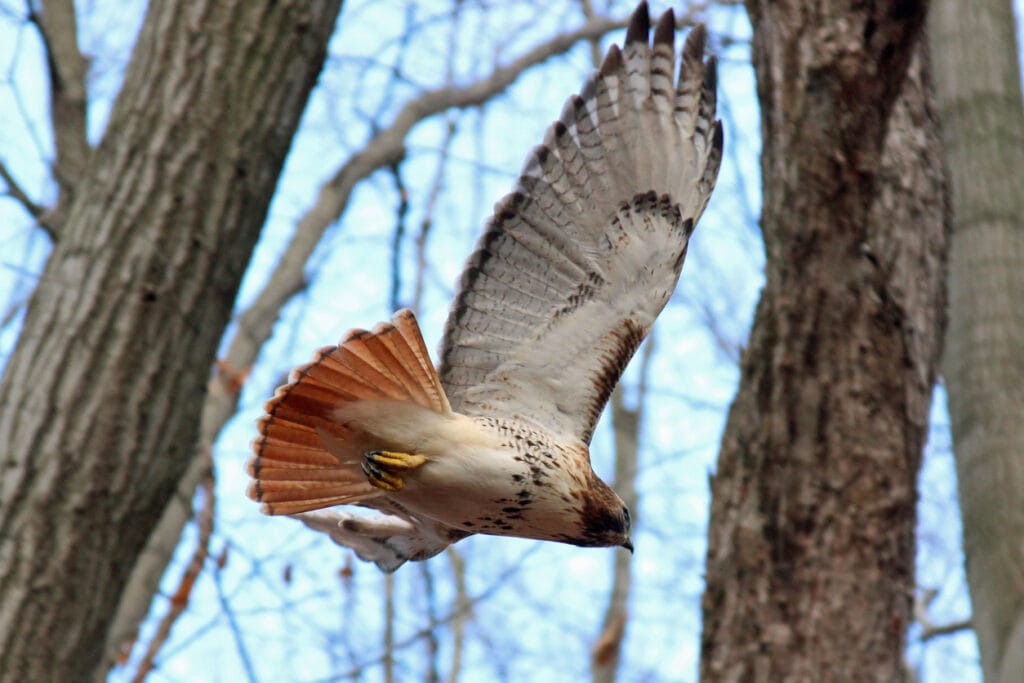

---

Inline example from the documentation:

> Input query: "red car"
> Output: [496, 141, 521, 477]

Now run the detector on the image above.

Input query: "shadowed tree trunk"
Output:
[0, 1, 343, 679]
[700, 2, 948, 680]
[929, 1, 1024, 680]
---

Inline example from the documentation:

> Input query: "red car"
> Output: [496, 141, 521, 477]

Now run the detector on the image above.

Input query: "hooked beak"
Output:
[622, 539, 634, 554]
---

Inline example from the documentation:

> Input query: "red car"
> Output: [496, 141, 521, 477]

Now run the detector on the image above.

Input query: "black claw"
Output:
[363, 450, 383, 470]
[361, 460, 381, 480]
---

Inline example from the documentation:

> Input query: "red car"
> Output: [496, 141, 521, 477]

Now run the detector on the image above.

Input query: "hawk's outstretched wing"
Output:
[248, 2, 721, 572]
[438, 5, 722, 444]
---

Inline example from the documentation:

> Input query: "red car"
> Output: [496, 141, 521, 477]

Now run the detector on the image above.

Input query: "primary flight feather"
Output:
[247, 2, 722, 572]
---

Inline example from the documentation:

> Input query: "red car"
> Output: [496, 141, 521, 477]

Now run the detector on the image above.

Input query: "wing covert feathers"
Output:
[248, 309, 449, 515]
[438, 2, 722, 444]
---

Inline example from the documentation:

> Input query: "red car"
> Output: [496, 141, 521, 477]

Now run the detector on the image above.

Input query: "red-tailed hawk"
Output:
[247, 2, 721, 572]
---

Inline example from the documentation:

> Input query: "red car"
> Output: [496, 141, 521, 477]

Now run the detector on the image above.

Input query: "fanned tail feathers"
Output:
[247, 309, 449, 515]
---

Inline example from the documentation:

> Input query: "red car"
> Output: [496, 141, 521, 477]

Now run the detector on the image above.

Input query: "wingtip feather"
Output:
[653, 8, 675, 50]
[703, 55, 718, 97]
[683, 23, 707, 62]
[435, 2, 723, 443]
[600, 43, 623, 76]
[625, 1, 650, 45]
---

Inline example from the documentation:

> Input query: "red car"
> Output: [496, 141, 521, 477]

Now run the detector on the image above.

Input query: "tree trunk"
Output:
[0, 1, 342, 679]
[929, 1, 1024, 680]
[700, 2, 948, 680]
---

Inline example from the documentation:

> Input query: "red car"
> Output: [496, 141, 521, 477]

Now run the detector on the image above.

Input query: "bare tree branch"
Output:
[576, 0, 604, 69]
[246, 9, 634, 346]
[914, 587, 973, 643]
[412, 116, 457, 314]
[419, 562, 441, 683]
[129, 472, 216, 683]
[31, 0, 90, 237]
[920, 619, 974, 642]
[331, 546, 538, 682]
[445, 548, 469, 683]
[0, 160, 44, 219]
[410, 0, 460, 317]
[213, 546, 260, 683]
[389, 163, 411, 312]
[591, 339, 651, 683]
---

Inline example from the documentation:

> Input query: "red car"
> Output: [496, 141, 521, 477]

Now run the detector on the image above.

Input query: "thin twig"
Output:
[0, 160, 44, 219]
[213, 547, 260, 683]
[388, 163, 410, 312]
[325, 544, 541, 682]
[420, 562, 441, 683]
[411, 0, 462, 316]
[412, 117, 457, 315]
[129, 472, 216, 682]
[914, 587, 973, 642]
[920, 618, 973, 642]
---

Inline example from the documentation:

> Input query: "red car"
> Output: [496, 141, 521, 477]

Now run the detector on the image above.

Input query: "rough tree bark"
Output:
[700, 2, 948, 680]
[929, 1, 1024, 680]
[0, 1, 342, 679]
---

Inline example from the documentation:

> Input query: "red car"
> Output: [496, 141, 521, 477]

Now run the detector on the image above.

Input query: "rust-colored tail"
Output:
[247, 309, 449, 515]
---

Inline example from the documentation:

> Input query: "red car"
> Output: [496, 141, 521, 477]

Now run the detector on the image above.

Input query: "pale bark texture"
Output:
[700, 2, 949, 680]
[929, 1, 1024, 680]
[0, 0, 342, 679]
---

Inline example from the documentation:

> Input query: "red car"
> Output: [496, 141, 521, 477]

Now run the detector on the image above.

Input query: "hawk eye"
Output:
[622, 506, 631, 529]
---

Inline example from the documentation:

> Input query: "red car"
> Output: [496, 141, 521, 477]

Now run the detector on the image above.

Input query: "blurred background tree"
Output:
[929, 0, 1024, 681]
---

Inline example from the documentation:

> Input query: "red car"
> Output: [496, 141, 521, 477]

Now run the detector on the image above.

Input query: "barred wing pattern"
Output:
[248, 2, 723, 572]
[438, 6, 722, 445]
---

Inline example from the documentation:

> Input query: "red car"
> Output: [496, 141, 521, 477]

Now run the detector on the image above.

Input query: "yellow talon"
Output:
[362, 450, 427, 491]
[366, 466, 405, 491]
[367, 450, 427, 470]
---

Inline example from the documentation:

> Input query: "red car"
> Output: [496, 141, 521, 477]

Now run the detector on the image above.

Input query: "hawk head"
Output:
[575, 478, 633, 552]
